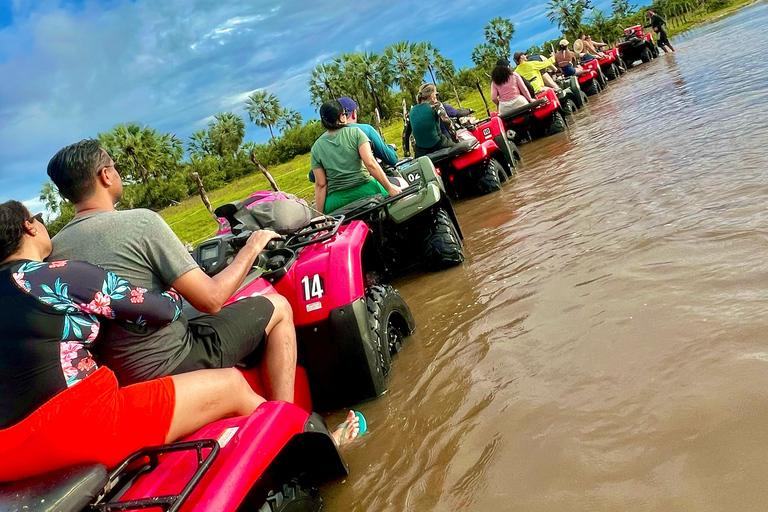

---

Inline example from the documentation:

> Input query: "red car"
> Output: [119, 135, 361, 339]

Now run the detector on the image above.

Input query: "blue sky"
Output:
[0, 0, 612, 211]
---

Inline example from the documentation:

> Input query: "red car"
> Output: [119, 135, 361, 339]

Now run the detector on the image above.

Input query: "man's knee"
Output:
[264, 293, 293, 323]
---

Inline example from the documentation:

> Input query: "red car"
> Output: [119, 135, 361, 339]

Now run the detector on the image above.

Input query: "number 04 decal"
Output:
[301, 274, 325, 301]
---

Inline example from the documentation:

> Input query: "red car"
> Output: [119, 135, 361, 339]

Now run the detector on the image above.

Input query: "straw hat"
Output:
[573, 39, 584, 53]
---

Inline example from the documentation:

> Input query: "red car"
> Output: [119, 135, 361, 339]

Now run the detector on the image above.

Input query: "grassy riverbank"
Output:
[666, 0, 762, 37]
[160, 90, 489, 245]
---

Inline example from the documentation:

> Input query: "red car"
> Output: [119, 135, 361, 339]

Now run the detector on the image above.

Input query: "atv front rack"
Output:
[342, 185, 422, 223]
[90, 439, 220, 512]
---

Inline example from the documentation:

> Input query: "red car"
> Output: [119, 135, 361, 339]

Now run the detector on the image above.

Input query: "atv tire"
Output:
[616, 58, 627, 74]
[605, 63, 618, 81]
[366, 284, 411, 367]
[569, 88, 585, 109]
[584, 78, 600, 96]
[641, 47, 652, 63]
[547, 111, 567, 136]
[563, 98, 577, 116]
[477, 159, 503, 194]
[423, 208, 464, 270]
[259, 481, 322, 512]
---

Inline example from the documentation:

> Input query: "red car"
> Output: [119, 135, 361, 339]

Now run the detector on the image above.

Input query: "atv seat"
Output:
[0, 464, 107, 512]
[331, 195, 386, 218]
[425, 138, 478, 165]
[499, 98, 548, 121]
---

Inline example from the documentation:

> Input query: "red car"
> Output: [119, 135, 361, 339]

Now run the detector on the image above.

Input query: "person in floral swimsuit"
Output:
[0, 200, 291, 482]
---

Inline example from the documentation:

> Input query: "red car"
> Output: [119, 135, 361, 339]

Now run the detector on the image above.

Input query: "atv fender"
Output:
[117, 402, 336, 512]
[532, 88, 560, 120]
[452, 142, 489, 170]
[387, 182, 442, 223]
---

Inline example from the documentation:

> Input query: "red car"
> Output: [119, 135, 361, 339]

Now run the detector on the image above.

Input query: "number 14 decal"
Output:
[301, 274, 325, 301]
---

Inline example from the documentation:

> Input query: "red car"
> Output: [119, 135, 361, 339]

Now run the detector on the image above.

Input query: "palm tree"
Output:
[471, 43, 501, 74]
[342, 51, 389, 116]
[245, 90, 282, 139]
[207, 112, 246, 158]
[308, 62, 341, 108]
[483, 17, 515, 59]
[98, 123, 182, 184]
[611, 0, 635, 19]
[277, 109, 303, 133]
[188, 129, 214, 157]
[383, 41, 427, 103]
[547, 0, 592, 37]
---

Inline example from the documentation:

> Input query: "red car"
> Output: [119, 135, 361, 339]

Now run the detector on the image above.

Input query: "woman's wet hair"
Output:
[418, 83, 437, 103]
[491, 63, 512, 85]
[319, 100, 346, 130]
[0, 200, 31, 262]
[47, 139, 112, 203]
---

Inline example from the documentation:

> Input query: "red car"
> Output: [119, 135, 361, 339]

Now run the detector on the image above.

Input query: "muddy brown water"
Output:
[322, 4, 768, 510]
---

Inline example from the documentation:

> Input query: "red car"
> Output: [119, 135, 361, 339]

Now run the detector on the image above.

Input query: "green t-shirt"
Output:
[311, 126, 372, 195]
[409, 102, 441, 149]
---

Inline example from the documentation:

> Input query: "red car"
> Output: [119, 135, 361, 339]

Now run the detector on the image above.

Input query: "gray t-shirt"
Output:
[50, 209, 199, 384]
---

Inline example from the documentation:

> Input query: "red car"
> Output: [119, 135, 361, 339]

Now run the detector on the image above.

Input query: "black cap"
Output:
[496, 58, 510, 67]
[513, 51, 525, 64]
[319, 100, 344, 129]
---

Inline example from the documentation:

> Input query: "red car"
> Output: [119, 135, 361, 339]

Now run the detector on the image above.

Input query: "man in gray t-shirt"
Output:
[46, 140, 297, 403]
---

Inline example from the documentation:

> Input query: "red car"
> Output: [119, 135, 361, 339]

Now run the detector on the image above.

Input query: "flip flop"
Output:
[335, 411, 367, 446]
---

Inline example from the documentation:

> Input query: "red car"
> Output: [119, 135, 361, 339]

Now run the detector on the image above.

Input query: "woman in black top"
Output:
[0, 200, 269, 481]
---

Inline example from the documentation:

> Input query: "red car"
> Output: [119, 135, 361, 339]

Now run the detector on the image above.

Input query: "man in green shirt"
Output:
[513, 51, 560, 93]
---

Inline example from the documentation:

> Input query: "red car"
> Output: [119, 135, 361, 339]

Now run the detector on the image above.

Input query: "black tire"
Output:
[584, 78, 599, 96]
[546, 111, 567, 136]
[617, 57, 627, 73]
[641, 47, 652, 63]
[569, 88, 584, 109]
[476, 158, 503, 194]
[652, 45, 659, 58]
[259, 481, 322, 512]
[423, 208, 464, 270]
[581, 90, 589, 104]
[597, 69, 608, 88]
[366, 284, 410, 365]
[605, 63, 618, 80]
[495, 157, 508, 183]
[565, 98, 578, 115]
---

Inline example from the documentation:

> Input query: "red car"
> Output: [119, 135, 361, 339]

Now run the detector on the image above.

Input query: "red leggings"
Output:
[0, 367, 175, 482]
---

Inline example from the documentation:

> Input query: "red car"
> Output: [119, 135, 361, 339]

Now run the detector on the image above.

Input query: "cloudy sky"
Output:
[0, 0, 611, 210]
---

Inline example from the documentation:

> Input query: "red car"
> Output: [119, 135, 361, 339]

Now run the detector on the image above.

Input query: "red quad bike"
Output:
[580, 59, 610, 95]
[491, 87, 568, 144]
[200, 208, 416, 407]
[616, 25, 659, 68]
[423, 116, 520, 199]
[595, 50, 622, 81]
[0, 214, 418, 512]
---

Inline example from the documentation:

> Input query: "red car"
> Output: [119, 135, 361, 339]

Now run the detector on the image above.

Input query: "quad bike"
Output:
[554, 76, 588, 115]
[581, 59, 610, 93]
[332, 156, 466, 278]
[0, 366, 350, 512]
[403, 107, 519, 199]
[576, 63, 603, 96]
[492, 87, 568, 143]
[616, 25, 659, 68]
[200, 210, 416, 410]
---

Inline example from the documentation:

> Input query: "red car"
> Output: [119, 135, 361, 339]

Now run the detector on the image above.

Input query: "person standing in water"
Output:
[645, 9, 675, 53]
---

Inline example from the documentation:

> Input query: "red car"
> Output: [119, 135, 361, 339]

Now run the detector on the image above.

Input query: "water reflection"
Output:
[322, 3, 768, 510]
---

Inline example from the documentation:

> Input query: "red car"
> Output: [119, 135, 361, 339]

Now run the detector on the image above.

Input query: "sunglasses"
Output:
[29, 212, 45, 227]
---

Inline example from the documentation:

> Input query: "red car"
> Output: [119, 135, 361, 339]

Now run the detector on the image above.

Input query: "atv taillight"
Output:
[448, 174, 454, 182]
[435, 167, 441, 176]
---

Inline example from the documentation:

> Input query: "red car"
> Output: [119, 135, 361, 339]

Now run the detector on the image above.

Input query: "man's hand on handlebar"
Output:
[245, 229, 281, 254]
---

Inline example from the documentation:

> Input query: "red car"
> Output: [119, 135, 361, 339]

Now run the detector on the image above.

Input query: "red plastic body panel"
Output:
[578, 69, 598, 84]
[471, 116, 504, 143]
[238, 366, 313, 414]
[625, 25, 643, 37]
[532, 88, 560, 120]
[118, 402, 310, 512]
[452, 142, 489, 170]
[225, 278, 277, 306]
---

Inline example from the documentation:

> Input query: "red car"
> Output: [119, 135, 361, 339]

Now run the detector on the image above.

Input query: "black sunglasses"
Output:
[29, 212, 44, 227]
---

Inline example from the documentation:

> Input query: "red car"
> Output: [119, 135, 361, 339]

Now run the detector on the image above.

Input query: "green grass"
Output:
[161, 90, 492, 245]
[666, 0, 761, 37]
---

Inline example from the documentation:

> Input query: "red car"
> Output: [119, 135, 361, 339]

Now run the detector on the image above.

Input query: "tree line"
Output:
[40, 0, 741, 235]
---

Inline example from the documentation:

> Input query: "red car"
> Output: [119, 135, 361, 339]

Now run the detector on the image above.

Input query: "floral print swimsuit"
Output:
[0, 259, 182, 429]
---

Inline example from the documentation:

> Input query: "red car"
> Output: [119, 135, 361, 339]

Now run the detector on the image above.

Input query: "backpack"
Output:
[225, 191, 314, 235]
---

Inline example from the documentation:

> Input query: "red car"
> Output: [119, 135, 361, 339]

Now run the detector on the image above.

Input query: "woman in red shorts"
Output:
[0, 200, 272, 482]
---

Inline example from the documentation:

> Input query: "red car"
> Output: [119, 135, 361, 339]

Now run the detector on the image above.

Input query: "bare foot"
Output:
[331, 410, 360, 447]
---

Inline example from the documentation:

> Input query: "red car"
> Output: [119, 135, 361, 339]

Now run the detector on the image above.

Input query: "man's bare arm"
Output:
[172, 230, 280, 314]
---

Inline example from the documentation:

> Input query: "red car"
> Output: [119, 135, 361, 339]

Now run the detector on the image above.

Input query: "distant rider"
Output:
[645, 9, 675, 53]
[554, 39, 590, 78]
[490, 58, 534, 115]
[513, 51, 560, 93]
[337, 97, 398, 166]
[311, 99, 404, 213]
[404, 83, 459, 157]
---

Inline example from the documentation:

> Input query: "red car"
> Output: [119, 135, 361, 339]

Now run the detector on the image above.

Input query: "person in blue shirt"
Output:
[336, 97, 398, 166]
